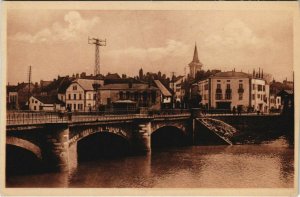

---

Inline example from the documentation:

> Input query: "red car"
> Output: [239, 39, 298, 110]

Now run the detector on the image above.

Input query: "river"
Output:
[6, 135, 294, 188]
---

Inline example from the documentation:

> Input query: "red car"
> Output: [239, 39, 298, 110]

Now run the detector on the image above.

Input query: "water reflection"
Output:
[6, 137, 294, 188]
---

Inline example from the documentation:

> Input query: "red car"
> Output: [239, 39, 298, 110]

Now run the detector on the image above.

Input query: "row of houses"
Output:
[7, 73, 173, 112]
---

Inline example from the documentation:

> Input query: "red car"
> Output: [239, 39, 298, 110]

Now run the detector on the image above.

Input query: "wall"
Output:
[210, 77, 250, 110]
[65, 83, 85, 111]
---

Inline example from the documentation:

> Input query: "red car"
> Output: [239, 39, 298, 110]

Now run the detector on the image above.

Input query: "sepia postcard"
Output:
[0, 1, 299, 196]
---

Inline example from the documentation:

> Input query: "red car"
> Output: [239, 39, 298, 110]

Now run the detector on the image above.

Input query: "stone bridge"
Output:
[6, 113, 192, 172]
[6, 111, 283, 173]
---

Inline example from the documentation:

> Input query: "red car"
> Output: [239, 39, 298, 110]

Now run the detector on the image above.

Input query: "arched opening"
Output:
[6, 144, 43, 175]
[151, 126, 187, 150]
[77, 132, 130, 162]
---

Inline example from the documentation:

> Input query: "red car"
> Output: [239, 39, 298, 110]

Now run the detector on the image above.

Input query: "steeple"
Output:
[192, 43, 200, 63]
[188, 42, 203, 79]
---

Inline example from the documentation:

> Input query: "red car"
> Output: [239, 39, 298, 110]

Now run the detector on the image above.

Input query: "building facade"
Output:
[98, 82, 161, 110]
[28, 95, 64, 111]
[65, 78, 103, 111]
[197, 71, 269, 113]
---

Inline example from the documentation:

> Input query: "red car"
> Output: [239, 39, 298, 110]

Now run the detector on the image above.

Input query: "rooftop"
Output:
[154, 80, 172, 97]
[32, 95, 64, 105]
[211, 71, 250, 78]
[99, 83, 158, 90]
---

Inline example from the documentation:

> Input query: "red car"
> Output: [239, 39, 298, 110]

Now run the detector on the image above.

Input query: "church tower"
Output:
[188, 43, 203, 79]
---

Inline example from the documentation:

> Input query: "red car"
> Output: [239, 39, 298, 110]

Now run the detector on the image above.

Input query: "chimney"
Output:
[261, 69, 264, 78]
[76, 73, 79, 79]
[258, 68, 261, 78]
[129, 79, 133, 88]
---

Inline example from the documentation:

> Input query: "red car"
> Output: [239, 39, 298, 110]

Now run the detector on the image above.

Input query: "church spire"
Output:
[192, 43, 200, 63]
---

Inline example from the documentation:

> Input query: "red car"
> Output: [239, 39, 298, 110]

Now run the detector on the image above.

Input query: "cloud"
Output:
[108, 39, 189, 61]
[10, 11, 99, 43]
[204, 19, 274, 50]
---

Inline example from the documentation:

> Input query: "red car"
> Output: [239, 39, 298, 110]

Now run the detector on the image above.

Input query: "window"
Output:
[68, 94, 71, 100]
[216, 93, 222, 100]
[204, 84, 209, 90]
[73, 104, 76, 110]
[225, 93, 232, 100]
[263, 85, 265, 91]
[253, 84, 255, 90]
[74, 94, 76, 100]
[35, 100, 38, 103]
[239, 80, 243, 82]
[120, 92, 124, 100]
[93, 94, 96, 100]
[73, 85, 77, 90]
[227, 80, 230, 82]
[239, 84, 243, 89]
[258, 85, 262, 91]
[88, 94, 91, 100]
[79, 94, 82, 100]
[34, 106, 36, 110]
[258, 94, 260, 99]
[217, 80, 221, 82]
[239, 93, 243, 100]
[226, 84, 231, 89]
[252, 94, 255, 100]
[217, 84, 221, 89]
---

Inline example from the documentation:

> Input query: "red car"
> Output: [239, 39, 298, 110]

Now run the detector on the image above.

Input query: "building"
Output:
[277, 90, 294, 114]
[28, 95, 64, 111]
[169, 76, 185, 105]
[7, 86, 19, 110]
[188, 43, 203, 79]
[6, 82, 35, 110]
[65, 78, 104, 111]
[197, 70, 269, 113]
[98, 81, 161, 110]
[154, 80, 172, 109]
[269, 94, 281, 111]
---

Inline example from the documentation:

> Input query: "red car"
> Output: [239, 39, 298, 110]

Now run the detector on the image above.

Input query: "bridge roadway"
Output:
[6, 110, 280, 127]
[6, 112, 191, 127]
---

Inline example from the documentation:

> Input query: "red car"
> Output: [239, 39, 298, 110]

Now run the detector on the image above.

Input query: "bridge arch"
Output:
[74, 130, 131, 161]
[6, 136, 42, 160]
[151, 125, 188, 149]
[69, 126, 130, 147]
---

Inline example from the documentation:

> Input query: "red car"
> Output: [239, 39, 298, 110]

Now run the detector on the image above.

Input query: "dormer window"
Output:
[73, 85, 77, 90]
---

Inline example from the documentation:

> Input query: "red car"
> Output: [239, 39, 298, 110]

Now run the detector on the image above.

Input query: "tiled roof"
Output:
[74, 78, 102, 91]
[99, 83, 158, 90]
[154, 80, 172, 97]
[32, 95, 64, 105]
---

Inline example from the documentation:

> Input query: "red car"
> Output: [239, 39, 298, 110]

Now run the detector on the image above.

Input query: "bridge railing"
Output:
[6, 110, 191, 126]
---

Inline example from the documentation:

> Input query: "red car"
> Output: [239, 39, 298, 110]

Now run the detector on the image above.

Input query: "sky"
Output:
[7, 10, 293, 85]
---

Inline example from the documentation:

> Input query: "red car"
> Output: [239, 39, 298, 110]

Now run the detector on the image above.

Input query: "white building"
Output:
[65, 78, 103, 111]
[197, 71, 269, 113]
[28, 95, 65, 111]
[169, 75, 185, 103]
[270, 94, 281, 111]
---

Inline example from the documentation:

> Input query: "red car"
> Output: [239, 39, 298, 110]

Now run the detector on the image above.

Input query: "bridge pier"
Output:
[132, 120, 152, 154]
[43, 124, 70, 172]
